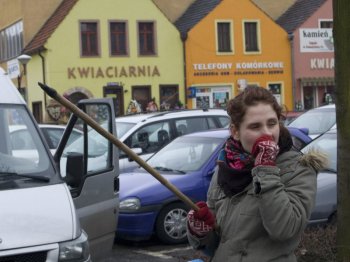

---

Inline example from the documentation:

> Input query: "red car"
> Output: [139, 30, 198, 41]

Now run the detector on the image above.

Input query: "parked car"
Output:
[117, 128, 336, 244]
[282, 111, 304, 126]
[117, 109, 229, 172]
[117, 129, 228, 244]
[9, 124, 82, 154]
[301, 129, 337, 225]
[288, 104, 336, 139]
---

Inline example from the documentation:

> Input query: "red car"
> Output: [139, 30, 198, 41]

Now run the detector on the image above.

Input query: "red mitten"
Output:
[187, 201, 215, 237]
[251, 135, 279, 167]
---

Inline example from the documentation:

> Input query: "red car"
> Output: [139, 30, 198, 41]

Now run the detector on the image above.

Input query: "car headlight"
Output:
[120, 197, 141, 211]
[59, 231, 90, 261]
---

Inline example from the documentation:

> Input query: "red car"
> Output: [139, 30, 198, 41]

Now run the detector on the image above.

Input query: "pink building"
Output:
[277, 0, 334, 110]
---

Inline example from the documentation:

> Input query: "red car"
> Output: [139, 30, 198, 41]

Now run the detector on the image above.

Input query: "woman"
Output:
[187, 86, 326, 261]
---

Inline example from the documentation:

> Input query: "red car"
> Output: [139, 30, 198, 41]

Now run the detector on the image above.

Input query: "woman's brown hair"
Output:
[227, 86, 292, 152]
[227, 86, 282, 129]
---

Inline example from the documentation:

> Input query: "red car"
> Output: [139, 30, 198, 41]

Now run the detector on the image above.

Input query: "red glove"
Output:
[251, 135, 279, 167]
[187, 201, 215, 237]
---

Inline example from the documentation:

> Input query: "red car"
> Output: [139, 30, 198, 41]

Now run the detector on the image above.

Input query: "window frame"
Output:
[137, 20, 157, 56]
[215, 20, 234, 55]
[318, 19, 333, 29]
[79, 20, 101, 57]
[109, 20, 129, 57]
[242, 20, 261, 54]
[267, 82, 284, 105]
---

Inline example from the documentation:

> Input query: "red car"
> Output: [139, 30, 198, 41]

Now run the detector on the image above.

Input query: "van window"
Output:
[61, 104, 113, 176]
[0, 105, 54, 188]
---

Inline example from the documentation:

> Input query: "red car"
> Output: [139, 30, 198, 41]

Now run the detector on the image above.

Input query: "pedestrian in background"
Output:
[187, 86, 327, 261]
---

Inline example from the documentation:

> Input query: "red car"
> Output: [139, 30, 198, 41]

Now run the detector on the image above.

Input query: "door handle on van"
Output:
[114, 177, 119, 193]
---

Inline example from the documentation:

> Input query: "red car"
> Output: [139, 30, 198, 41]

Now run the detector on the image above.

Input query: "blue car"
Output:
[117, 129, 229, 244]
[116, 128, 321, 244]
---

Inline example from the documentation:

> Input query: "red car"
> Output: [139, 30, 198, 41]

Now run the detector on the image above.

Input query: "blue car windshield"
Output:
[147, 136, 224, 172]
[301, 132, 337, 172]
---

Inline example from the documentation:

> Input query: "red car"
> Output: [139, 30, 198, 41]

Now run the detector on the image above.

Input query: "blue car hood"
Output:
[119, 169, 202, 205]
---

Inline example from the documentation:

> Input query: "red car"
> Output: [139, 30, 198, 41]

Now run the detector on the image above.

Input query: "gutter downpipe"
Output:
[38, 50, 47, 109]
[181, 32, 188, 108]
[288, 32, 296, 111]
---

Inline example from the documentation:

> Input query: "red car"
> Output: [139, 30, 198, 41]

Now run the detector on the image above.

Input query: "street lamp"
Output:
[17, 54, 31, 91]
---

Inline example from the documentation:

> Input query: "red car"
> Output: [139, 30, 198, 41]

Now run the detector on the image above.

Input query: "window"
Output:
[80, 21, 99, 56]
[126, 122, 171, 154]
[0, 21, 23, 61]
[109, 21, 128, 56]
[320, 20, 333, 28]
[32, 101, 42, 124]
[243, 21, 260, 52]
[160, 85, 179, 110]
[138, 22, 156, 55]
[216, 21, 233, 53]
[268, 83, 283, 105]
[175, 118, 209, 134]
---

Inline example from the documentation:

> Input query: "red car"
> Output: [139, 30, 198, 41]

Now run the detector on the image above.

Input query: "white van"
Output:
[0, 67, 119, 261]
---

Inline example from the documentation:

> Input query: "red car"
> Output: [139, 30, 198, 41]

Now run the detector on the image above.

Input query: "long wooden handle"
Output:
[38, 82, 199, 211]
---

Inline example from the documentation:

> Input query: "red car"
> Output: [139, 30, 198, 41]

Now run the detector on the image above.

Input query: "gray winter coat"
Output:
[187, 150, 326, 262]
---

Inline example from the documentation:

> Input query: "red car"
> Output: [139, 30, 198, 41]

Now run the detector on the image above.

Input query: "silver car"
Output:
[302, 129, 337, 225]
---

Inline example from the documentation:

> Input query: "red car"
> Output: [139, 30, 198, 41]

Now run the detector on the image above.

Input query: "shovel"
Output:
[38, 82, 199, 211]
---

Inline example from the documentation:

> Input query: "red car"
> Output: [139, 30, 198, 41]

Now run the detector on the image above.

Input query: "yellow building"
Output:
[175, 0, 293, 110]
[22, 0, 184, 123]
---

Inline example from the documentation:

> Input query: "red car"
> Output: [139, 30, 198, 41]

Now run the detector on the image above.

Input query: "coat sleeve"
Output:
[251, 158, 317, 241]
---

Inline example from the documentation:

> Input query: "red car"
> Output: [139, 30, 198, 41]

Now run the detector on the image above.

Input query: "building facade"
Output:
[0, 0, 63, 123]
[176, 0, 293, 111]
[2, 0, 184, 123]
[277, 0, 334, 110]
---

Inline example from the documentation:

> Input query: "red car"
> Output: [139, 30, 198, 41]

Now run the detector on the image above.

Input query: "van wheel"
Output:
[155, 202, 189, 244]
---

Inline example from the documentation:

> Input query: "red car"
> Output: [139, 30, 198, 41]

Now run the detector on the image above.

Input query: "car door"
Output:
[55, 98, 119, 261]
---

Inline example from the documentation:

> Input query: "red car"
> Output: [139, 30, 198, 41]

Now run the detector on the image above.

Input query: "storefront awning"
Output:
[299, 77, 335, 86]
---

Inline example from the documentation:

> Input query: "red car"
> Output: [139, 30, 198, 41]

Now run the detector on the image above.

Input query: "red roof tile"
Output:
[24, 0, 78, 54]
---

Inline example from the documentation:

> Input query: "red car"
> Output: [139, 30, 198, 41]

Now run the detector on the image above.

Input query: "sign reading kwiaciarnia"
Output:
[299, 28, 334, 53]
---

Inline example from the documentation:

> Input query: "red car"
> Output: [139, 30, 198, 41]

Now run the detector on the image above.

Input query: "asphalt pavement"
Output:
[100, 238, 210, 262]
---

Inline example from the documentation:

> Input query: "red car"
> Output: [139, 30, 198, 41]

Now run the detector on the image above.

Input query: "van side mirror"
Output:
[65, 152, 84, 188]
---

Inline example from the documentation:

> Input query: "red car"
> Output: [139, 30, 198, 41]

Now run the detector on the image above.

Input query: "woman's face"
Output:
[231, 103, 280, 153]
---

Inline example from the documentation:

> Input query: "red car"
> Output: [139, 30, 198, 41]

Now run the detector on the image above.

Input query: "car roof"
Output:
[312, 104, 335, 110]
[115, 109, 228, 124]
[183, 128, 230, 139]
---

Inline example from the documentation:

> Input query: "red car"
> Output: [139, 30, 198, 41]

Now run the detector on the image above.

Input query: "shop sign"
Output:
[299, 28, 334, 53]
[67, 65, 160, 79]
[310, 58, 334, 69]
[7, 59, 20, 79]
[192, 61, 284, 77]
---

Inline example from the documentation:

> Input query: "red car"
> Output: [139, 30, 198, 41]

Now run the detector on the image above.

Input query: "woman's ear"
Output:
[230, 124, 240, 140]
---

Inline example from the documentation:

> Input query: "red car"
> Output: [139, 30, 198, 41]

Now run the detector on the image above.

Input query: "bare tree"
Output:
[333, 0, 350, 260]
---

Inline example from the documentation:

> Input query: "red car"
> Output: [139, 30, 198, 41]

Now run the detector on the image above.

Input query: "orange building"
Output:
[175, 0, 293, 110]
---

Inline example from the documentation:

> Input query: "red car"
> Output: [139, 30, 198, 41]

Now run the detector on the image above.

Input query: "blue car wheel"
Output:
[155, 202, 189, 244]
